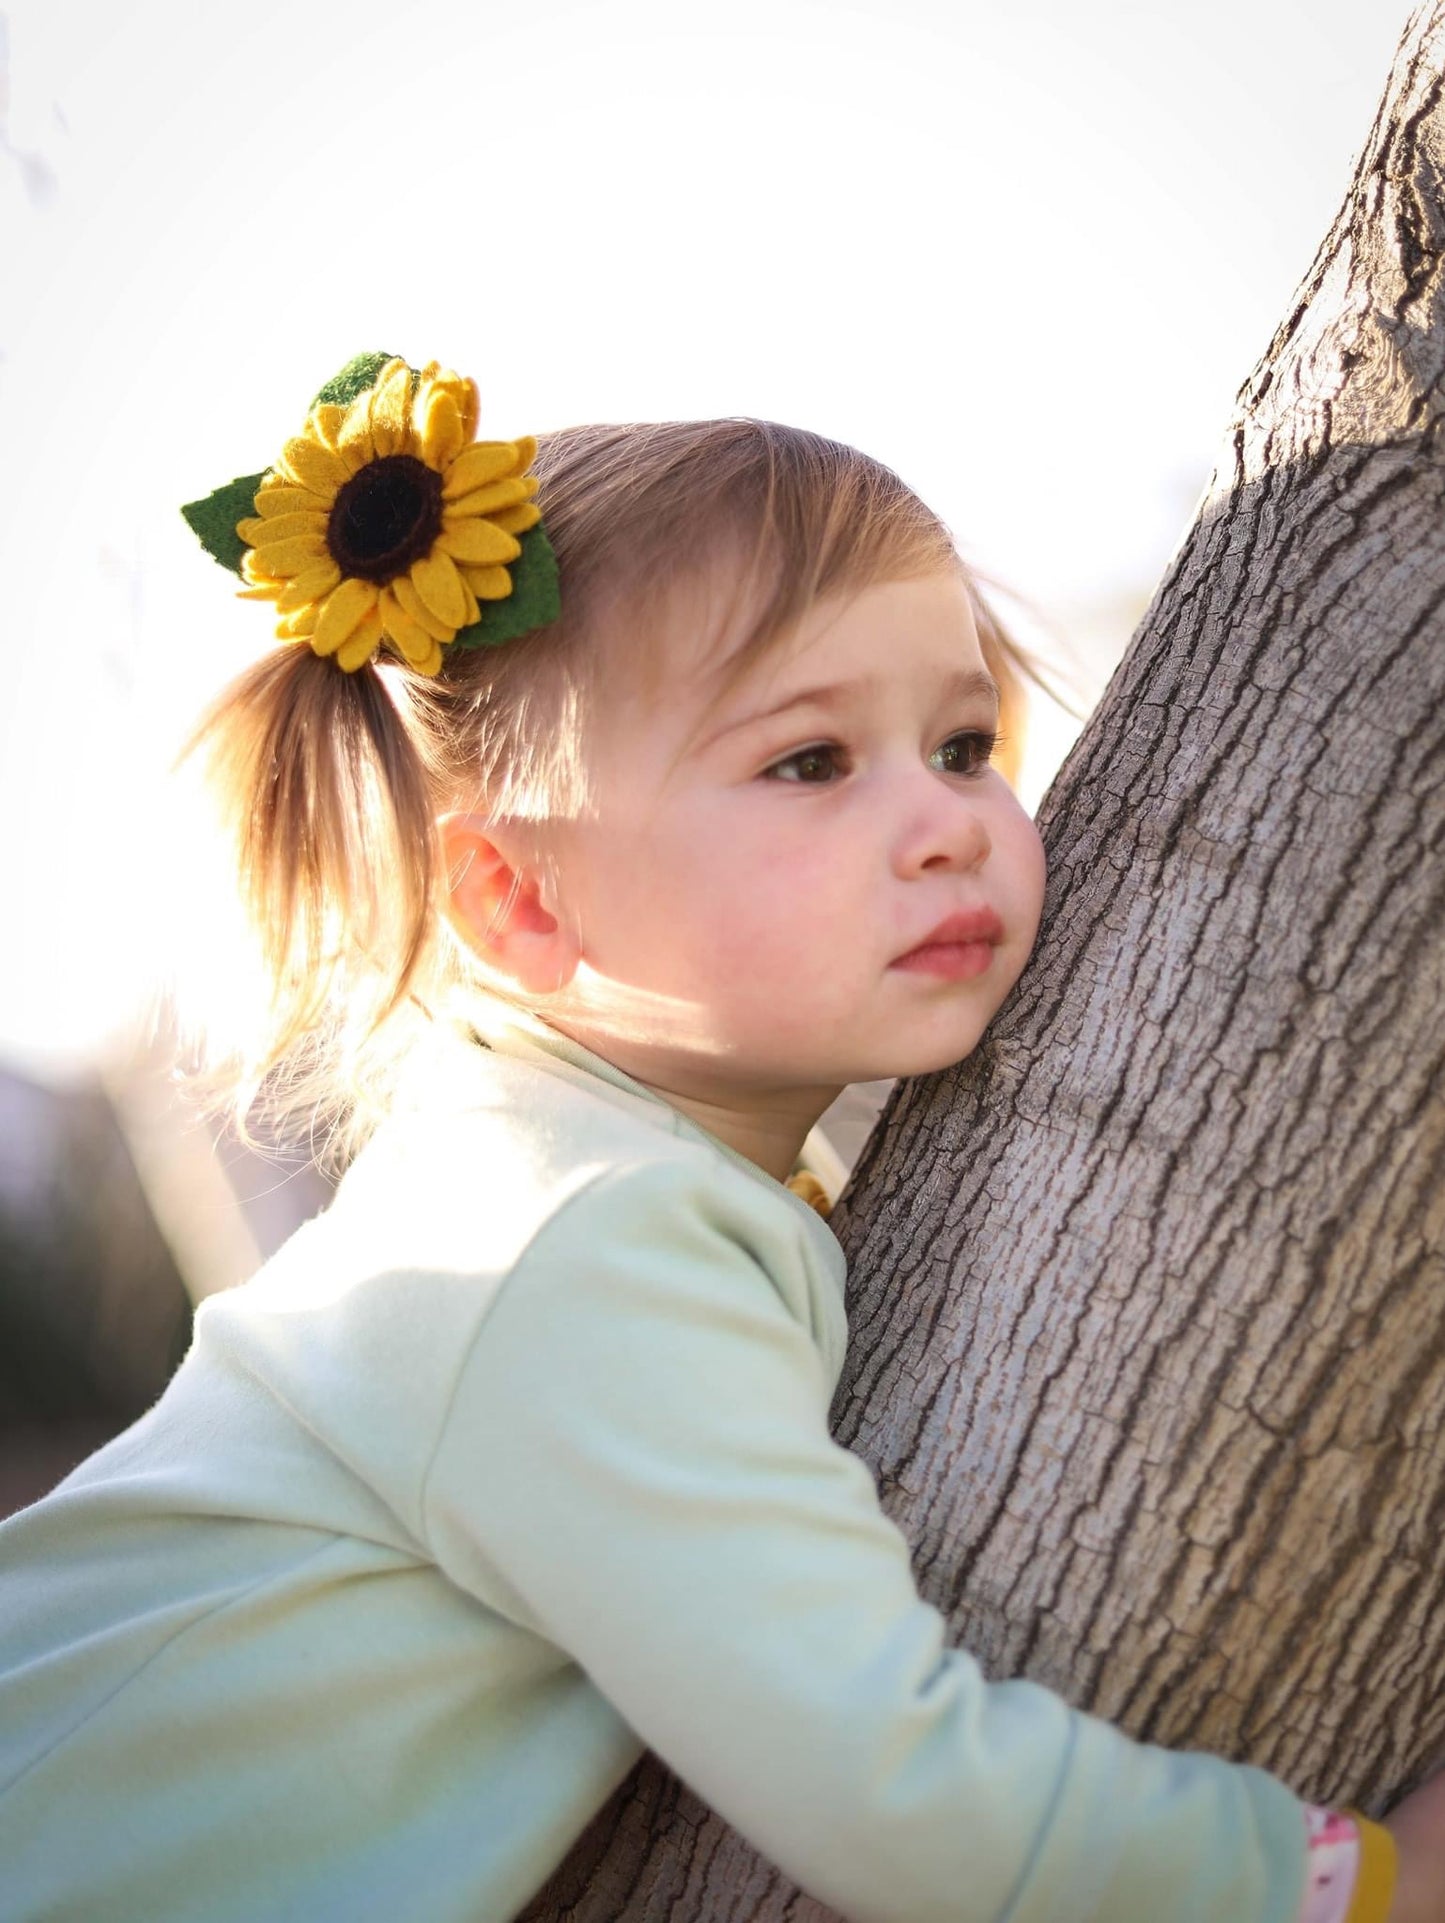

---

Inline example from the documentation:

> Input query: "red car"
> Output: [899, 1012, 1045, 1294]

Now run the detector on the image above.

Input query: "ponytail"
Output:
[181, 645, 443, 1138]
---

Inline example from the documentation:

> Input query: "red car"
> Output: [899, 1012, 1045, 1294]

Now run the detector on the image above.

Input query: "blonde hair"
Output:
[182, 417, 1028, 1155]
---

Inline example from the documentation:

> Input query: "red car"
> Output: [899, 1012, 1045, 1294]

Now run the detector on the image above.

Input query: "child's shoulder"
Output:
[206, 1035, 846, 1423]
[156, 1033, 848, 1545]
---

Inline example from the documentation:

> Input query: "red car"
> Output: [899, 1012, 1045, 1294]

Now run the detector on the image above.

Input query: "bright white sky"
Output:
[0, 0, 1408, 1080]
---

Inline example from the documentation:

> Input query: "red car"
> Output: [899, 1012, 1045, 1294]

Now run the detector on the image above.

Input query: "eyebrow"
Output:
[700, 666, 1001, 751]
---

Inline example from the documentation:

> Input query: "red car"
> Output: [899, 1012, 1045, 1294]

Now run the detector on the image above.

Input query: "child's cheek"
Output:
[1007, 829, 1048, 982]
[710, 838, 843, 975]
[759, 834, 849, 926]
[995, 799, 1046, 916]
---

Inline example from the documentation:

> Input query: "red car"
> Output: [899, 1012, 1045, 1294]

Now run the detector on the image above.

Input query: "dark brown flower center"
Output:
[327, 455, 443, 582]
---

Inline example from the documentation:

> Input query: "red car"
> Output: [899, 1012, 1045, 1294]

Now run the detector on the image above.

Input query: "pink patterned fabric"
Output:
[1297, 1806, 1361, 1923]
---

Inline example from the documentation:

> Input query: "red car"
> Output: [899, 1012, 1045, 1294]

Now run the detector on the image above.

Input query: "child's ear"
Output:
[437, 812, 580, 997]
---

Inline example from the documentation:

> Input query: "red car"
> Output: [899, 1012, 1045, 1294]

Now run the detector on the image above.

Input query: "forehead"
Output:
[586, 569, 987, 788]
[686, 571, 987, 730]
[753, 573, 981, 678]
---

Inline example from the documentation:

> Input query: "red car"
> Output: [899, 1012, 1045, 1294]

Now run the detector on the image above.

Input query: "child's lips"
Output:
[890, 908, 1005, 980]
[891, 940, 997, 980]
[893, 907, 1004, 957]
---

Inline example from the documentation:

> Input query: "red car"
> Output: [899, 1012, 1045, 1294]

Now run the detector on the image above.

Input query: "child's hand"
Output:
[1386, 1771, 1445, 1923]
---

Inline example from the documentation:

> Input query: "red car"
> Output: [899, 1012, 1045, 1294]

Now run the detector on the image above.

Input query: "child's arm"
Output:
[422, 1157, 1413, 1923]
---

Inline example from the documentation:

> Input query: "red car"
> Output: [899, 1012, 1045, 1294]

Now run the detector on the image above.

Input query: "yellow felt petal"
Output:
[461, 564, 515, 601]
[436, 519, 522, 567]
[310, 402, 347, 450]
[509, 435, 538, 471]
[337, 391, 376, 471]
[241, 511, 329, 546]
[312, 576, 378, 655]
[279, 435, 348, 496]
[237, 584, 280, 602]
[380, 588, 452, 664]
[417, 385, 465, 471]
[408, 637, 445, 677]
[254, 483, 330, 520]
[488, 501, 543, 536]
[431, 367, 478, 442]
[409, 548, 468, 629]
[392, 571, 454, 641]
[369, 360, 412, 460]
[335, 610, 386, 673]
[278, 603, 320, 638]
[250, 535, 330, 578]
[441, 442, 520, 498]
[240, 550, 283, 588]
[442, 476, 532, 519]
[275, 562, 341, 612]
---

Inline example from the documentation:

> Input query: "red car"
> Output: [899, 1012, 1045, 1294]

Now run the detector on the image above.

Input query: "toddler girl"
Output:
[0, 354, 1438, 1922]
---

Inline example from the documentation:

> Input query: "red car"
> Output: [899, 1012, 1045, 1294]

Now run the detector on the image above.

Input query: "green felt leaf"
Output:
[451, 524, 562, 651]
[312, 351, 410, 409]
[180, 472, 268, 575]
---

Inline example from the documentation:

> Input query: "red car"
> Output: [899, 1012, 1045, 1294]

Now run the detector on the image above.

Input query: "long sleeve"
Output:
[421, 1157, 1308, 1923]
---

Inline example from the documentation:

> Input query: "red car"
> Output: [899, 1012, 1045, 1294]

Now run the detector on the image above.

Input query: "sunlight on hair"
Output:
[152, 752, 282, 1109]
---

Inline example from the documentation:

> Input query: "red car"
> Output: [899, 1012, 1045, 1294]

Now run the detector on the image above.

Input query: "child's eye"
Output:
[764, 733, 1001, 784]
[930, 731, 1000, 777]
[764, 743, 849, 784]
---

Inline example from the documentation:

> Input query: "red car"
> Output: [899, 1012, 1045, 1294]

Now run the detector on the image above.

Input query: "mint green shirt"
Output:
[0, 1000, 1308, 1922]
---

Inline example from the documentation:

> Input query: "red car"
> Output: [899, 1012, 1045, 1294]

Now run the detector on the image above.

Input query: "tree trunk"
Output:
[519, 8, 1445, 1916]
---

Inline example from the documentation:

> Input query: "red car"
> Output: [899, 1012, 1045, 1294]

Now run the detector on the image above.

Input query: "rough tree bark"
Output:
[520, 9, 1445, 1916]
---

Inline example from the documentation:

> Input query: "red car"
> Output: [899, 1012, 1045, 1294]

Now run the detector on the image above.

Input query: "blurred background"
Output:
[0, 0, 1410, 1509]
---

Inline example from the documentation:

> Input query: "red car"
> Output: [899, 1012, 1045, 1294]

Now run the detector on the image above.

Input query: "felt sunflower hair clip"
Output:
[182, 352, 560, 675]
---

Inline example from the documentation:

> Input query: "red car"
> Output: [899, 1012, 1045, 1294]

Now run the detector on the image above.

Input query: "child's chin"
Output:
[862, 1032, 987, 1082]
[910, 1043, 984, 1077]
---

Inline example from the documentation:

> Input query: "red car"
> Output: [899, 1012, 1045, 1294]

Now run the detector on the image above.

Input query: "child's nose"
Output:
[891, 780, 993, 878]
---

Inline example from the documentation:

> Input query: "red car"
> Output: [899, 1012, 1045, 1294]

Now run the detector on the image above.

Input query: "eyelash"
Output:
[763, 731, 1003, 785]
